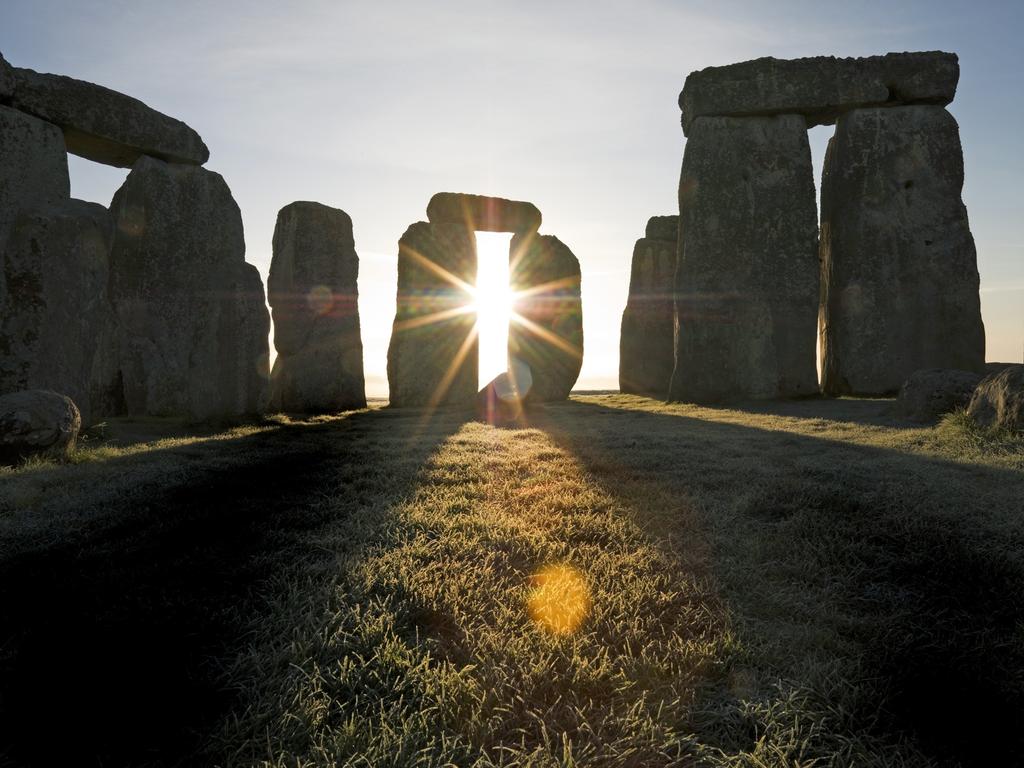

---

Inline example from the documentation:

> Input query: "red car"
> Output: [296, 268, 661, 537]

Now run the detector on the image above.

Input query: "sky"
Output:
[3, 0, 1022, 396]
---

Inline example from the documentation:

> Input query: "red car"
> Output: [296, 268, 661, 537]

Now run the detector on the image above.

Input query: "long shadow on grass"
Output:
[0, 407, 468, 767]
[535, 400, 1024, 766]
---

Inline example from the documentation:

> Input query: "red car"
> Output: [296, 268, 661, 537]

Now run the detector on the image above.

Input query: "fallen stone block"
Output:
[967, 365, 1024, 433]
[0, 389, 80, 465]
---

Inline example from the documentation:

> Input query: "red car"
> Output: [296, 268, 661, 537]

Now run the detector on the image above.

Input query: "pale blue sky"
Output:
[3, 0, 1021, 394]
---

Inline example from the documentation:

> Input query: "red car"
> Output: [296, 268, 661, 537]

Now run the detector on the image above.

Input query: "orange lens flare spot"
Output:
[306, 285, 334, 316]
[527, 564, 591, 635]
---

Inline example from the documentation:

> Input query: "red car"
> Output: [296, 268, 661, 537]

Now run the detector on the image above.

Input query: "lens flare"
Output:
[527, 564, 591, 635]
[306, 285, 334, 316]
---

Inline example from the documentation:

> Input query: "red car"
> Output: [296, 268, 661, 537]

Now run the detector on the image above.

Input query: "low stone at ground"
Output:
[0, 389, 80, 464]
[895, 368, 983, 422]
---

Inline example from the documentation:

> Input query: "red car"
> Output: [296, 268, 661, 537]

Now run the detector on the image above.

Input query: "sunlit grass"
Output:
[2, 396, 1022, 765]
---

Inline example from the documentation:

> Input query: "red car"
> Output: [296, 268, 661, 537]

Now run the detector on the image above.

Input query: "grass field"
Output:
[1, 395, 1023, 767]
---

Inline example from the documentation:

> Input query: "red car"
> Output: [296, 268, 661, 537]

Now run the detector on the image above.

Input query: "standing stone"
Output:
[619, 216, 677, 397]
[0, 52, 14, 99]
[509, 232, 583, 401]
[0, 200, 118, 426]
[109, 156, 269, 420]
[10, 67, 209, 167]
[819, 106, 985, 395]
[387, 221, 477, 407]
[669, 115, 819, 403]
[268, 202, 366, 413]
[0, 106, 69, 243]
[0, 390, 80, 465]
[679, 52, 959, 135]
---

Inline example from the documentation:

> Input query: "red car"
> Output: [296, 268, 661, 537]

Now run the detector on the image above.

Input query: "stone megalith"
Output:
[967, 365, 1024, 433]
[0, 390, 81, 465]
[268, 202, 366, 413]
[388, 192, 579, 407]
[0, 52, 14, 99]
[679, 51, 959, 135]
[427, 192, 542, 233]
[0, 200, 118, 427]
[387, 221, 478, 407]
[109, 156, 269, 420]
[0, 105, 70, 242]
[819, 106, 985, 395]
[668, 114, 819, 403]
[619, 216, 677, 397]
[509, 231, 583, 402]
[9, 67, 209, 167]
[895, 368, 983, 423]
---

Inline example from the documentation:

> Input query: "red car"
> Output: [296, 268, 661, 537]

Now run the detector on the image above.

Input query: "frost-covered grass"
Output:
[2, 396, 1022, 766]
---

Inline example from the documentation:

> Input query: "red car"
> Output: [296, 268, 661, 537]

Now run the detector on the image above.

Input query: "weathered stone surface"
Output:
[0, 106, 69, 243]
[645, 215, 678, 242]
[0, 389, 80, 465]
[669, 115, 819, 403]
[619, 216, 676, 397]
[819, 106, 985, 396]
[510, 232, 583, 401]
[268, 201, 366, 413]
[427, 192, 541, 233]
[0, 52, 14, 99]
[10, 67, 209, 168]
[967, 366, 1024, 433]
[679, 51, 958, 135]
[0, 200, 118, 426]
[109, 156, 268, 420]
[895, 368, 983, 423]
[387, 221, 477, 407]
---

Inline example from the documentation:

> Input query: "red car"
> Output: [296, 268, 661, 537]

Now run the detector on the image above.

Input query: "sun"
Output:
[472, 232, 517, 387]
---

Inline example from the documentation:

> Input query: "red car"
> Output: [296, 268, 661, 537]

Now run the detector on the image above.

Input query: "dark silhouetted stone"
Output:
[0, 389, 80, 464]
[268, 202, 366, 413]
[510, 232, 582, 401]
[895, 369, 983, 423]
[644, 215, 678, 242]
[387, 221, 477, 407]
[0, 200, 117, 427]
[0, 106, 69, 242]
[10, 67, 209, 167]
[0, 52, 13, 99]
[109, 157, 268, 420]
[476, 361, 532, 426]
[967, 365, 1024, 433]
[819, 106, 985, 396]
[427, 192, 541, 233]
[679, 51, 958, 135]
[619, 216, 676, 397]
[669, 115, 819, 403]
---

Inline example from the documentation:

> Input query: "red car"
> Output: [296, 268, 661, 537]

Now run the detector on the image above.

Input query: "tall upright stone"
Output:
[0, 105, 69, 243]
[819, 106, 985, 395]
[268, 202, 366, 413]
[669, 114, 819, 403]
[0, 200, 118, 426]
[387, 221, 477, 408]
[619, 216, 677, 397]
[109, 156, 269, 420]
[510, 231, 583, 401]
